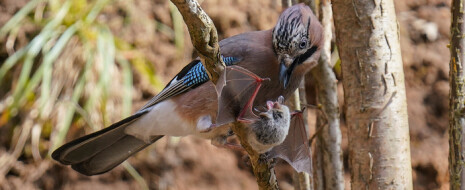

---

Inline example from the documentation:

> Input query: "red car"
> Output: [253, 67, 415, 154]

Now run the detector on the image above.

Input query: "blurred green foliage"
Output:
[0, 0, 171, 187]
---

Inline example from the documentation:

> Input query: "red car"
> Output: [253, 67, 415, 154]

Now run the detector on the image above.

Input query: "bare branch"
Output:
[449, 0, 465, 189]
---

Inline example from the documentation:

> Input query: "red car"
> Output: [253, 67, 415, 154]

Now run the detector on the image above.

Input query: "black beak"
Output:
[279, 62, 291, 89]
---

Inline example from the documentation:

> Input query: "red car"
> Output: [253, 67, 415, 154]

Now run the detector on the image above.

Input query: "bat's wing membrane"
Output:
[215, 65, 268, 125]
[270, 110, 312, 174]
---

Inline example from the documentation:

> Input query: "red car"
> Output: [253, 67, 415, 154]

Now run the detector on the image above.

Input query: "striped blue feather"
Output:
[182, 56, 240, 87]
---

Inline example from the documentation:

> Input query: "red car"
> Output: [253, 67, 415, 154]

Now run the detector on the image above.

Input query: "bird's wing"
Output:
[219, 30, 273, 64]
[269, 110, 312, 174]
[137, 57, 241, 113]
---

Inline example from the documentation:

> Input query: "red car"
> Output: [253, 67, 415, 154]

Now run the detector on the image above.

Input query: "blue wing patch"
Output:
[183, 62, 209, 87]
[222, 56, 240, 66]
[138, 56, 240, 112]
[183, 56, 240, 87]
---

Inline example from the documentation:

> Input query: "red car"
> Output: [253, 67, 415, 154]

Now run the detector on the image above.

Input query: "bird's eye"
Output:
[299, 41, 307, 49]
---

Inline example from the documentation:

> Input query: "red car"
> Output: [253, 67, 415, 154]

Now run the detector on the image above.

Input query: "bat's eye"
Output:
[273, 112, 283, 120]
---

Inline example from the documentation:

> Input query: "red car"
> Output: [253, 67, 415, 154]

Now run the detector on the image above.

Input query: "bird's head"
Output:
[272, 4, 323, 88]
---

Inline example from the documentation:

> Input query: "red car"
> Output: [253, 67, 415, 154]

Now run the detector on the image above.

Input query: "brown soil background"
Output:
[0, 0, 452, 189]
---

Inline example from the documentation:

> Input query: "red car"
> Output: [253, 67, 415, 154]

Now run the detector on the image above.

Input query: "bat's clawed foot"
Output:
[257, 152, 273, 165]
[226, 129, 235, 137]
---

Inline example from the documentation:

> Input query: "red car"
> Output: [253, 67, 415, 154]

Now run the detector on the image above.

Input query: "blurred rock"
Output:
[412, 18, 439, 42]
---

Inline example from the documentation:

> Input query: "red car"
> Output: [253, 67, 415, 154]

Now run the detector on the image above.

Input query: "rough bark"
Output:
[171, 1, 278, 189]
[332, 0, 413, 189]
[309, 0, 345, 189]
[170, 0, 224, 83]
[449, 0, 465, 189]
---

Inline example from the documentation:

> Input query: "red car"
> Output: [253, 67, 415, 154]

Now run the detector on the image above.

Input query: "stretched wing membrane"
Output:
[269, 110, 312, 174]
[215, 66, 268, 125]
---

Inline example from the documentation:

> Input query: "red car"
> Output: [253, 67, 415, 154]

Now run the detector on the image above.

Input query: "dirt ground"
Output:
[0, 0, 454, 189]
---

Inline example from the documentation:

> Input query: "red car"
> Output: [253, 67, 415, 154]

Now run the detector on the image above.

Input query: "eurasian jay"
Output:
[52, 3, 323, 176]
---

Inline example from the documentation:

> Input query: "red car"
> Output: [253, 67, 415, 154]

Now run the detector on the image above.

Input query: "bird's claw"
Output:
[218, 143, 244, 151]
[237, 118, 254, 124]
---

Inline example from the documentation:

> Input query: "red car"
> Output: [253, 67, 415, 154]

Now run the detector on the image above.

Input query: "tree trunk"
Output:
[449, 0, 465, 189]
[307, 0, 344, 189]
[332, 0, 413, 189]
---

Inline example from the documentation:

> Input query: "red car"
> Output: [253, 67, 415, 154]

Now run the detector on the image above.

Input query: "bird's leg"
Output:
[218, 143, 245, 151]
[198, 123, 218, 133]
[211, 134, 245, 151]
[197, 115, 224, 133]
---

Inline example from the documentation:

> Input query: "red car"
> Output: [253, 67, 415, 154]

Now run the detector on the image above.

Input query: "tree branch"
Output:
[449, 0, 465, 189]
[170, 0, 224, 83]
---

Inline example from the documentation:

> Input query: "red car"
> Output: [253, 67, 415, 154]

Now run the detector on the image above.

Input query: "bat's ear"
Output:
[277, 96, 284, 104]
[266, 101, 274, 110]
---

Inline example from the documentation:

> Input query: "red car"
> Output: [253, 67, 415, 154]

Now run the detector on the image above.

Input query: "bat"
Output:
[214, 66, 312, 174]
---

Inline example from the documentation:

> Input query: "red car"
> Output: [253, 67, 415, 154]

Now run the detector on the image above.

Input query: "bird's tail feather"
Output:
[52, 112, 163, 176]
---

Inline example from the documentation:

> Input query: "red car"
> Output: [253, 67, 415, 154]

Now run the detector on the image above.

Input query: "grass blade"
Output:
[40, 22, 80, 111]
[116, 57, 133, 117]
[49, 49, 94, 154]
[122, 161, 149, 190]
[0, 0, 44, 38]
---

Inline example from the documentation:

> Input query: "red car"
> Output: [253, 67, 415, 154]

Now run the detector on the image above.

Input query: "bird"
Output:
[52, 3, 323, 176]
[245, 96, 291, 154]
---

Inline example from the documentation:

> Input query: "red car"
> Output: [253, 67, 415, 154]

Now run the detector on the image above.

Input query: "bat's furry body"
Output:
[247, 100, 290, 154]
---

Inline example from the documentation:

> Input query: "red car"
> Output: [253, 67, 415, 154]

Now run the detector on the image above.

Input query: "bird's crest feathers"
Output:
[272, 4, 323, 62]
